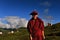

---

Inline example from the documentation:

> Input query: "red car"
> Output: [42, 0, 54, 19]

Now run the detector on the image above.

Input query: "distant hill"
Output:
[0, 23, 60, 40]
[45, 23, 60, 36]
[52, 23, 60, 28]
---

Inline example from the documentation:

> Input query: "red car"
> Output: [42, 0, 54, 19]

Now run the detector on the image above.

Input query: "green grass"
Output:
[0, 29, 60, 40]
[0, 29, 29, 40]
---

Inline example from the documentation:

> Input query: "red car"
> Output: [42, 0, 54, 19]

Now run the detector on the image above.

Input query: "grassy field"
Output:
[0, 29, 29, 40]
[0, 28, 60, 40]
[0, 23, 60, 40]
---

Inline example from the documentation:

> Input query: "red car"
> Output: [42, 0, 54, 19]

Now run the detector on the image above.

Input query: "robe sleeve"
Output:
[27, 21, 32, 34]
[40, 21, 44, 31]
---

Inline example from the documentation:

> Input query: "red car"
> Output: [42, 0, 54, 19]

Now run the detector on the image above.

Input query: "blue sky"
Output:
[0, 0, 60, 24]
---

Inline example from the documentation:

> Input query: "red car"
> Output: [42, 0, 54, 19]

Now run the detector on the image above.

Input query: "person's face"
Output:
[32, 15, 38, 19]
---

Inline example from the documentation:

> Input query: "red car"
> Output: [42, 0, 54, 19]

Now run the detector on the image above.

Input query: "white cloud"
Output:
[0, 16, 28, 28]
[19, 18, 28, 27]
[0, 21, 5, 28]
[6, 16, 28, 28]
[40, 1, 53, 24]
[0, 18, 2, 21]
[40, 1, 51, 7]
[44, 8, 48, 14]
[40, 1, 51, 14]
[0, 16, 48, 28]
[5, 24, 10, 28]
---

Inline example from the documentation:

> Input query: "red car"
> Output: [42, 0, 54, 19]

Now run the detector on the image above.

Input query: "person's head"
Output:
[31, 15, 38, 19]
[30, 11, 38, 19]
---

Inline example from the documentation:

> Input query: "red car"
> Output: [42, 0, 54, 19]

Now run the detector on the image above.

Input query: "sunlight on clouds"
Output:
[0, 16, 47, 28]
[0, 16, 28, 28]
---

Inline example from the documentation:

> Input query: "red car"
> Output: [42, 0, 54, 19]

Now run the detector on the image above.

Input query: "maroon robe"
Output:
[27, 17, 44, 40]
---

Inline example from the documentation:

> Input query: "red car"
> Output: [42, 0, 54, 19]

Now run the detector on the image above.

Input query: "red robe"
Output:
[27, 17, 44, 40]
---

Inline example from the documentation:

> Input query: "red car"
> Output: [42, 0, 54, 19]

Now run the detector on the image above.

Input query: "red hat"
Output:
[30, 11, 38, 15]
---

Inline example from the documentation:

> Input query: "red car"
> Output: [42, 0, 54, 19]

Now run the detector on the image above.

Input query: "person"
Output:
[27, 11, 45, 40]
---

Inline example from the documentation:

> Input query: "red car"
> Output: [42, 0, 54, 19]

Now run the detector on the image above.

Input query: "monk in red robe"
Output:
[27, 11, 45, 40]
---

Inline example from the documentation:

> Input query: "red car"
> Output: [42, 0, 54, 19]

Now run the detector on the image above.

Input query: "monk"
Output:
[27, 11, 45, 40]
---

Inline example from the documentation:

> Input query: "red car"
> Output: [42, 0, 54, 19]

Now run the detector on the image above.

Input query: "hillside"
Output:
[0, 23, 60, 40]
[45, 23, 60, 40]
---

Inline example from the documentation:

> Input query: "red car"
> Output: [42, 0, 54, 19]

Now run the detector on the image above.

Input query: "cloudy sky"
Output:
[0, 16, 28, 28]
[0, 0, 60, 28]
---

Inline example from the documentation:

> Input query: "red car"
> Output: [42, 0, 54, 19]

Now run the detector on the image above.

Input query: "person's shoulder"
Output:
[37, 17, 43, 22]
[37, 17, 42, 21]
[28, 18, 33, 23]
